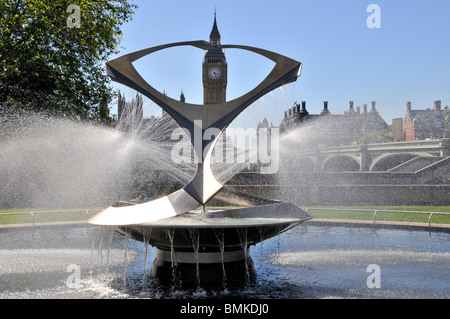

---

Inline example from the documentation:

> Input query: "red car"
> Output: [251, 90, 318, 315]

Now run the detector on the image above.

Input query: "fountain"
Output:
[88, 40, 313, 285]
[1, 19, 448, 301]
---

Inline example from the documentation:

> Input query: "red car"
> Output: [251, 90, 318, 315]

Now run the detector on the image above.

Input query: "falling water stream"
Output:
[236, 227, 250, 284]
[163, 228, 181, 290]
[122, 232, 131, 289]
[142, 230, 151, 289]
[213, 228, 228, 290]
[188, 228, 201, 289]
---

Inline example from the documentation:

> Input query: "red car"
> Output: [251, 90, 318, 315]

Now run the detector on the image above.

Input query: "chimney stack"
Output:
[321, 101, 330, 115]
[434, 100, 441, 112]
[300, 101, 307, 113]
[299, 101, 309, 118]
[406, 101, 412, 112]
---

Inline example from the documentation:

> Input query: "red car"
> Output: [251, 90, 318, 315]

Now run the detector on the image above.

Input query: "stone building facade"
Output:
[279, 100, 389, 147]
[391, 100, 449, 141]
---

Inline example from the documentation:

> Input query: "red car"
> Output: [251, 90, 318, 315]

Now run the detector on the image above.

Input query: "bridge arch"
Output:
[370, 152, 433, 171]
[321, 154, 360, 172]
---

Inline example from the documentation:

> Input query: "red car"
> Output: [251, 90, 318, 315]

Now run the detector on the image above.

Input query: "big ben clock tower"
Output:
[203, 13, 227, 104]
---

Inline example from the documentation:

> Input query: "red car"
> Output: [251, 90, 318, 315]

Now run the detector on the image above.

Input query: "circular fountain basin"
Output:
[113, 203, 312, 250]
[111, 203, 312, 284]
[1, 223, 449, 298]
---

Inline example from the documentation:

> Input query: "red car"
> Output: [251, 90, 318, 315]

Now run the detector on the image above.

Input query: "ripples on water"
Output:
[0, 224, 449, 299]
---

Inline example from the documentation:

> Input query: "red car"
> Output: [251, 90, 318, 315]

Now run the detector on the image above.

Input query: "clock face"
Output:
[208, 67, 221, 80]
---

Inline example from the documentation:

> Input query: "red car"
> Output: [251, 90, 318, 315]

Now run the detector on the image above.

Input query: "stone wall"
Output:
[226, 167, 450, 206]
[225, 184, 450, 206]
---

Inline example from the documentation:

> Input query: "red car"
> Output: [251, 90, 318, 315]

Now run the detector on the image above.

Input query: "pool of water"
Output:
[0, 223, 449, 299]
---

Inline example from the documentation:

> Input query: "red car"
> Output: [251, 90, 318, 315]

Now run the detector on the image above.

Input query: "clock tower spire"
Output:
[210, 10, 221, 45]
[203, 12, 227, 104]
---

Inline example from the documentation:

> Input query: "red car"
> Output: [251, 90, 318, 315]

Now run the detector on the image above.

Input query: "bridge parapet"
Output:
[291, 139, 444, 172]
[441, 138, 450, 157]
[321, 140, 441, 154]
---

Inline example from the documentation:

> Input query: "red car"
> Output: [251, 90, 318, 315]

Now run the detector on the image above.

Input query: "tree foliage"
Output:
[0, 0, 137, 121]
[358, 129, 395, 144]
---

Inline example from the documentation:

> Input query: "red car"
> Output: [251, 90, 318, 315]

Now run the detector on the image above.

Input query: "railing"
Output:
[321, 140, 442, 153]
[0, 209, 102, 226]
[306, 207, 450, 227]
[2, 207, 449, 228]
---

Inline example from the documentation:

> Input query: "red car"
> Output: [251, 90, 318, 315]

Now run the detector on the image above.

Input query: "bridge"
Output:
[296, 138, 449, 172]
[228, 138, 450, 206]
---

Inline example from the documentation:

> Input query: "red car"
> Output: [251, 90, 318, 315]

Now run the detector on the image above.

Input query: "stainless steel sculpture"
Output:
[88, 40, 305, 225]
[88, 40, 312, 284]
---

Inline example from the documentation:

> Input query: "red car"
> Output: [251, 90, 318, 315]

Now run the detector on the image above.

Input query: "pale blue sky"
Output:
[110, 0, 450, 126]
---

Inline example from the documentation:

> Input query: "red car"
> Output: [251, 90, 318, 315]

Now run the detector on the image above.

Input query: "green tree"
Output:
[0, 0, 137, 121]
[358, 129, 395, 144]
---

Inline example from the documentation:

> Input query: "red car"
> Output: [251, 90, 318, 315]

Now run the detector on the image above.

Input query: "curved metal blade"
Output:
[88, 189, 200, 226]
